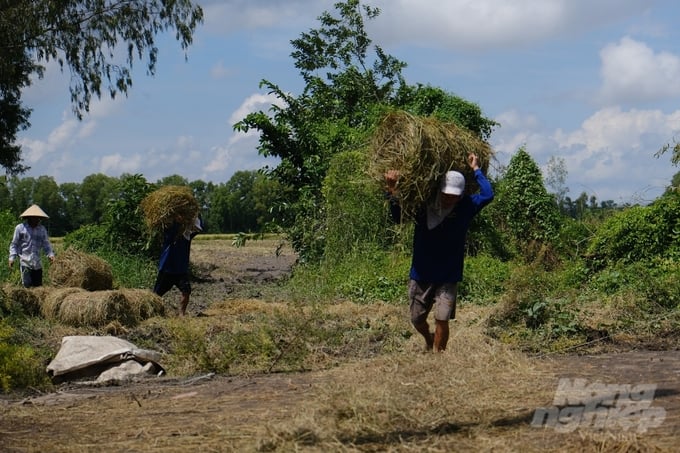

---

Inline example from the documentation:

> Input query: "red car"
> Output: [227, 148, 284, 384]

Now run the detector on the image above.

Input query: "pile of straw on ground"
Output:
[41, 287, 88, 320]
[369, 110, 494, 220]
[140, 185, 199, 233]
[39, 287, 166, 327]
[117, 288, 166, 319]
[45, 289, 136, 327]
[1, 285, 42, 316]
[49, 248, 114, 291]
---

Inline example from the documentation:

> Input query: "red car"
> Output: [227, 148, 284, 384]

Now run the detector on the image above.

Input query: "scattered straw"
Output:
[140, 185, 199, 233]
[49, 248, 113, 291]
[369, 110, 494, 220]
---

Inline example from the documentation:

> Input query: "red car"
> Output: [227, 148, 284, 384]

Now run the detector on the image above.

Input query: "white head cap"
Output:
[440, 171, 465, 195]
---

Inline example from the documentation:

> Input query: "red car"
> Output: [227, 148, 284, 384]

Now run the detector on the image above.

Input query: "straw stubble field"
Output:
[1, 238, 680, 452]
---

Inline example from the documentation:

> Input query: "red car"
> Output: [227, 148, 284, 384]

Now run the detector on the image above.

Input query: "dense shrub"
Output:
[459, 254, 510, 304]
[323, 150, 390, 262]
[0, 321, 51, 392]
[489, 147, 561, 261]
[586, 191, 680, 268]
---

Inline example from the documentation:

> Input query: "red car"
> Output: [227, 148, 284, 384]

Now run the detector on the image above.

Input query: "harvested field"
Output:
[1, 238, 679, 452]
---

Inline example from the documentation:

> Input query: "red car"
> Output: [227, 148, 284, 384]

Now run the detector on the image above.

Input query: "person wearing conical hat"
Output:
[8, 204, 55, 288]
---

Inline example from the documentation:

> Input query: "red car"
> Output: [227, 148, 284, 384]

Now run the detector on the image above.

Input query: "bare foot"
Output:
[425, 332, 434, 352]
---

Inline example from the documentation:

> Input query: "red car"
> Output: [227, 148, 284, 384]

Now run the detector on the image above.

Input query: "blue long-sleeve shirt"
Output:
[389, 169, 494, 283]
[158, 220, 202, 274]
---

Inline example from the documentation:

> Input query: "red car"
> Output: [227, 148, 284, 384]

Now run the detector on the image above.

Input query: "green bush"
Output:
[490, 147, 562, 258]
[288, 247, 410, 304]
[0, 321, 51, 392]
[0, 210, 18, 284]
[63, 224, 109, 252]
[586, 191, 680, 268]
[459, 254, 510, 304]
[590, 259, 680, 309]
[322, 149, 390, 262]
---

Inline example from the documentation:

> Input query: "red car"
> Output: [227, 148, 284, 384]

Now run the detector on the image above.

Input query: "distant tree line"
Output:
[0, 170, 280, 237]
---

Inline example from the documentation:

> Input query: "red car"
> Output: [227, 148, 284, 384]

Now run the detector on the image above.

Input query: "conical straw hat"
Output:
[20, 204, 49, 218]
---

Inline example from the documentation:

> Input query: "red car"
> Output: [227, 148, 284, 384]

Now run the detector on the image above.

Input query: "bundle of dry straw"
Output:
[49, 248, 114, 291]
[1, 284, 42, 316]
[369, 110, 493, 220]
[40, 287, 165, 326]
[44, 289, 136, 327]
[117, 288, 166, 319]
[140, 185, 199, 233]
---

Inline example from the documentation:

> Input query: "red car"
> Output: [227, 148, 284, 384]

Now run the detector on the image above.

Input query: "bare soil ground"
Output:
[1, 239, 679, 452]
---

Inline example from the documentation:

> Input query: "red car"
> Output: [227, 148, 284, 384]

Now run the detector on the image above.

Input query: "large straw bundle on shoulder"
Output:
[52, 290, 135, 327]
[140, 185, 199, 233]
[369, 110, 494, 220]
[49, 248, 113, 291]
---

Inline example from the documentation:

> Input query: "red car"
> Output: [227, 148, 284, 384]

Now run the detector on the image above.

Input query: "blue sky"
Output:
[18, 0, 680, 205]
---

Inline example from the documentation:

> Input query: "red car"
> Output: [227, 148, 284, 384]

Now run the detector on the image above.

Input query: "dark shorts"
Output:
[153, 272, 191, 296]
[20, 266, 43, 288]
[408, 279, 458, 324]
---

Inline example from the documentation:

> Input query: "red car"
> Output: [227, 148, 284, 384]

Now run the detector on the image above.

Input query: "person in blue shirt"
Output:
[385, 153, 494, 352]
[153, 215, 203, 316]
[8, 204, 55, 288]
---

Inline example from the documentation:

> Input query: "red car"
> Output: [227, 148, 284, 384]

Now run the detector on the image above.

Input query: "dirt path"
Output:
[1, 239, 680, 452]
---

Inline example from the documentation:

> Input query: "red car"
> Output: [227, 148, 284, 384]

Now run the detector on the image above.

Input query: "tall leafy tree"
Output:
[59, 181, 86, 232]
[31, 175, 65, 234]
[0, 0, 203, 173]
[80, 173, 118, 224]
[491, 146, 561, 259]
[234, 0, 408, 260]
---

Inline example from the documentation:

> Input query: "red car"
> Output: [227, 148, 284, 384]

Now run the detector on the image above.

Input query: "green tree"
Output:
[545, 156, 569, 212]
[189, 179, 215, 214]
[492, 146, 561, 260]
[6, 175, 33, 214]
[59, 181, 86, 232]
[80, 173, 118, 224]
[157, 174, 189, 187]
[0, 0, 203, 173]
[104, 173, 154, 255]
[0, 176, 12, 211]
[395, 84, 497, 141]
[669, 170, 680, 193]
[31, 175, 65, 235]
[234, 0, 407, 261]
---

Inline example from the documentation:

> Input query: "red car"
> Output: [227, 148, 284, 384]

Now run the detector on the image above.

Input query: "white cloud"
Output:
[227, 92, 285, 127]
[203, 92, 283, 176]
[370, 0, 651, 51]
[599, 37, 680, 103]
[99, 153, 143, 175]
[492, 106, 680, 202]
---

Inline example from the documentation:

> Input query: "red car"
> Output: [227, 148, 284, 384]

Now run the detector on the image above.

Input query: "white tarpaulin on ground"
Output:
[46, 335, 165, 384]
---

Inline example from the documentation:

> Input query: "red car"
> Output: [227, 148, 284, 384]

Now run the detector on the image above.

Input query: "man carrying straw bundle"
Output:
[153, 215, 203, 316]
[385, 153, 493, 352]
[8, 204, 55, 288]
